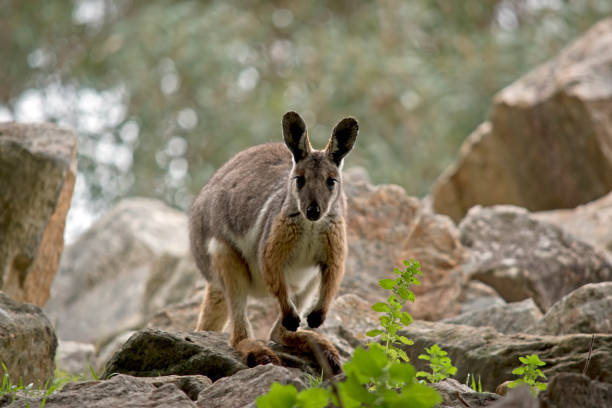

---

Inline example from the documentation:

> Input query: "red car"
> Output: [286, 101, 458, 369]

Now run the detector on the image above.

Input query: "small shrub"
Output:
[508, 354, 547, 395]
[366, 259, 422, 362]
[416, 344, 457, 383]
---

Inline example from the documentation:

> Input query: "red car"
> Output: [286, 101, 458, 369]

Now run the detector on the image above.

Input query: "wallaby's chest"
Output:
[282, 222, 327, 292]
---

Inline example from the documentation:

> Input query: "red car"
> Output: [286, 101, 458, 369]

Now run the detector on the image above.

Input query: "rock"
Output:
[6, 374, 198, 408]
[442, 298, 542, 334]
[460, 205, 612, 311]
[44, 197, 204, 343]
[431, 378, 500, 407]
[56, 340, 96, 376]
[398, 320, 612, 393]
[538, 372, 612, 408]
[137, 375, 212, 401]
[529, 282, 612, 335]
[432, 18, 612, 221]
[342, 170, 469, 320]
[534, 190, 612, 256]
[0, 123, 77, 306]
[102, 329, 246, 382]
[0, 292, 57, 387]
[489, 386, 538, 408]
[95, 330, 136, 373]
[196, 364, 308, 408]
[325, 293, 379, 342]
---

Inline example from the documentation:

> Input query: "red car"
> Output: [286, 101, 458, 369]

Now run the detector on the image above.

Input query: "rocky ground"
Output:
[1, 16, 612, 408]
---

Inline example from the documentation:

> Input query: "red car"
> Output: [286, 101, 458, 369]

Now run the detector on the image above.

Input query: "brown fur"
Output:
[189, 111, 358, 374]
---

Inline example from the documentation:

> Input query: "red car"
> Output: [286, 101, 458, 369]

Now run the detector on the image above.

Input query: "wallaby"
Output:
[189, 111, 358, 373]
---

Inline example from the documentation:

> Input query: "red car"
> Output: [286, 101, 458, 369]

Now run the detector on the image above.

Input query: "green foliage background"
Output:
[1, 0, 610, 216]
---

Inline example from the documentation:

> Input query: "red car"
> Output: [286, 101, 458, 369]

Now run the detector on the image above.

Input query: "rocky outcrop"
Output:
[0, 292, 57, 387]
[460, 205, 612, 311]
[534, 190, 612, 257]
[44, 198, 204, 343]
[399, 321, 612, 392]
[342, 169, 470, 320]
[528, 282, 612, 335]
[0, 123, 77, 306]
[432, 18, 612, 221]
[431, 378, 500, 407]
[442, 298, 542, 334]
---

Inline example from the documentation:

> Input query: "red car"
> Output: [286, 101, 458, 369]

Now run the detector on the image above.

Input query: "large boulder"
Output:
[528, 282, 612, 335]
[0, 292, 57, 387]
[0, 123, 77, 306]
[432, 18, 612, 221]
[44, 197, 204, 343]
[460, 205, 612, 311]
[102, 330, 246, 382]
[342, 169, 470, 320]
[399, 320, 612, 392]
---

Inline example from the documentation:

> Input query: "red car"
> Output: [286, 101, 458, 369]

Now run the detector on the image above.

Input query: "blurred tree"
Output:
[1, 0, 610, 226]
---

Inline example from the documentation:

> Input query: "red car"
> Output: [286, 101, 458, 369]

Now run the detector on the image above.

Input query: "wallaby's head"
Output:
[282, 111, 358, 222]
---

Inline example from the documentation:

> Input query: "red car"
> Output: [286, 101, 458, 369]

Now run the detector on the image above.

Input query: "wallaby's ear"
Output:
[326, 117, 358, 166]
[283, 111, 311, 163]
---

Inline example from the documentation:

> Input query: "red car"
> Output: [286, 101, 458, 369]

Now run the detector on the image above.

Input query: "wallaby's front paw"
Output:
[282, 310, 301, 331]
[306, 309, 326, 328]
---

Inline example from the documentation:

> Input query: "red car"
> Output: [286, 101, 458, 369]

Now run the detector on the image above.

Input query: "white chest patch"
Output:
[283, 221, 326, 293]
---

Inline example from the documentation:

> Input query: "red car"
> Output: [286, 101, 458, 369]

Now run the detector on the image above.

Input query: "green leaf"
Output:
[379, 278, 397, 289]
[296, 388, 330, 408]
[366, 329, 384, 337]
[418, 354, 430, 361]
[389, 362, 416, 385]
[338, 374, 376, 404]
[399, 312, 413, 326]
[397, 335, 413, 345]
[372, 302, 391, 313]
[256, 383, 297, 408]
[512, 367, 526, 375]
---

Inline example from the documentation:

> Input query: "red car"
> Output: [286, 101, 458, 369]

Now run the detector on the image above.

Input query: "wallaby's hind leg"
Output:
[211, 239, 280, 367]
[195, 284, 228, 331]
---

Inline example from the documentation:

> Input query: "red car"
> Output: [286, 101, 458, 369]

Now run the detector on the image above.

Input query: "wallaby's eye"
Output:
[326, 177, 337, 189]
[295, 176, 305, 189]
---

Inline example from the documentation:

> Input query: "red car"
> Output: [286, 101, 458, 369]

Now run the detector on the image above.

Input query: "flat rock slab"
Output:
[3, 374, 198, 408]
[399, 321, 612, 392]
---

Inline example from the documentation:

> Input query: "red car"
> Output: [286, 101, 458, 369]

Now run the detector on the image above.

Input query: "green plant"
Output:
[508, 354, 547, 395]
[416, 344, 457, 383]
[257, 260, 442, 408]
[256, 345, 441, 408]
[306, 370, 324, 388]
[366, 260, 422, 362]
[465, 373, 482, 392]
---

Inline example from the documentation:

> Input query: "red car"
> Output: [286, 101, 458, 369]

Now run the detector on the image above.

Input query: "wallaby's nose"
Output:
[306, 202, 321, 221]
